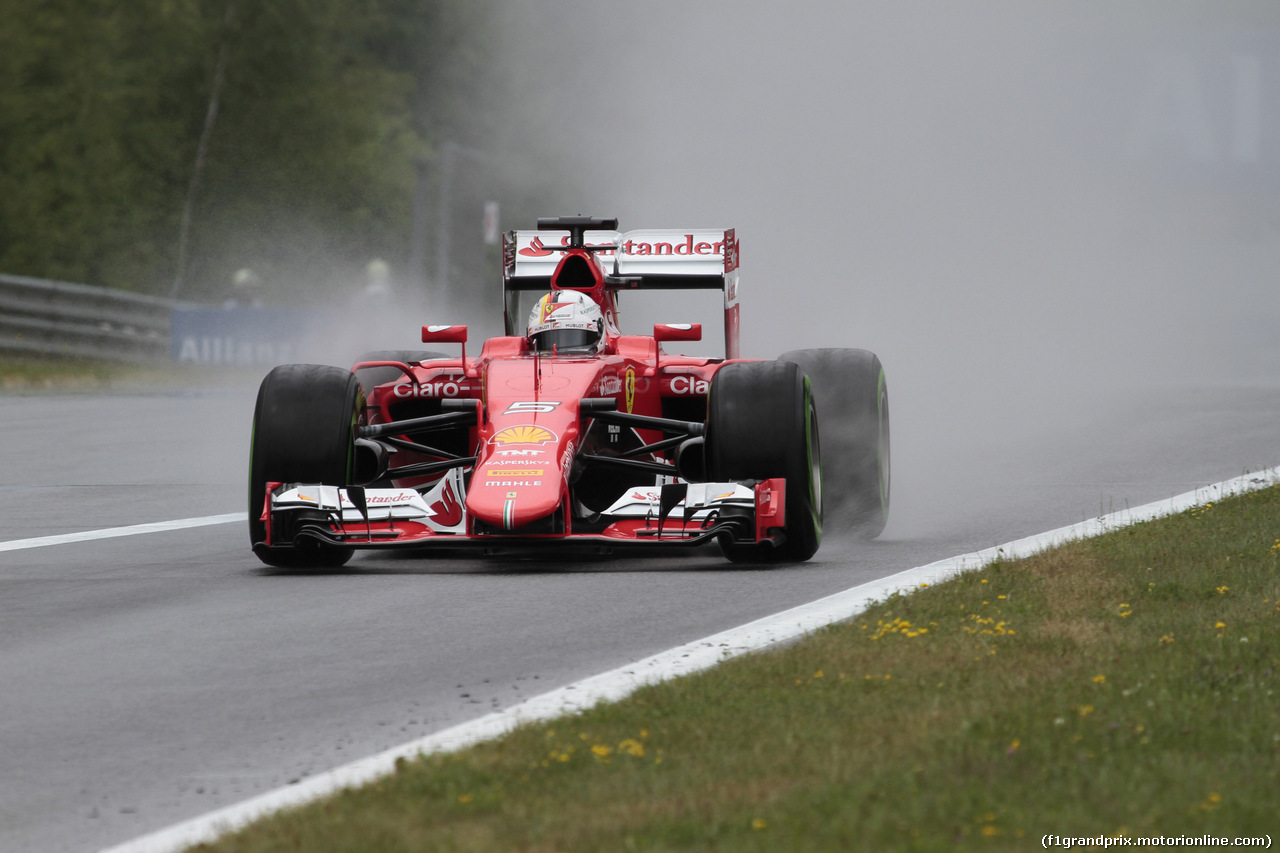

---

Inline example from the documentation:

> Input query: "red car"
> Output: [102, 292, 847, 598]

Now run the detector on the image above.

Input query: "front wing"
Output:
[258, 479, 787, 554]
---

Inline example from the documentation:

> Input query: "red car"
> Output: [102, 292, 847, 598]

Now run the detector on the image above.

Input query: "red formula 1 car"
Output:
[248, 216, 889, 568]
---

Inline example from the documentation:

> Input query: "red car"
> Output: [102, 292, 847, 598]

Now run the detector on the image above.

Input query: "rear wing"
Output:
[502, 226, 742, 357]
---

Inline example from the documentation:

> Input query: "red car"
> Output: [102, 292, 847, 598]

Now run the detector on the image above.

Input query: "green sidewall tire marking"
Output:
[803, 375, 821, 547]
[877, 366, 889, 514]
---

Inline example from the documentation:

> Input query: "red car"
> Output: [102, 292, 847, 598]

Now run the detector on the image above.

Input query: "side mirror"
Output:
[653, 323, 702, 343]
[422, 325, 468, 344]
[421, 325, 470, 375]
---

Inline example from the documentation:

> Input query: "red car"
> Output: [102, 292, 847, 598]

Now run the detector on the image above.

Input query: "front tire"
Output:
[779, 348, 889, 538]
[706, 360, 822, 563]
[248, 364, 363, 569]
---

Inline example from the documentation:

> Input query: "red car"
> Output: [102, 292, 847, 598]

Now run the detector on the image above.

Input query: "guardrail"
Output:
[0, 273, 178, 362]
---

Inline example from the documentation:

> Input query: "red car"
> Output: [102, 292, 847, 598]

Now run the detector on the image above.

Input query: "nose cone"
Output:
[467, 357, 598, 533]
[466, 424, 571, 532]
[466, 466, 563, 531]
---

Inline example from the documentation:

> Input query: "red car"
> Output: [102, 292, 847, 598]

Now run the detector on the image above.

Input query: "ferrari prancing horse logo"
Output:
[624, 367, 636, 414]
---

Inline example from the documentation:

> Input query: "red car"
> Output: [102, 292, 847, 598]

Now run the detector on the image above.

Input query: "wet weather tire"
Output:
[779, 348, 889, 538]
[706, 360, 822, 563]
[248, 364, 363, 569]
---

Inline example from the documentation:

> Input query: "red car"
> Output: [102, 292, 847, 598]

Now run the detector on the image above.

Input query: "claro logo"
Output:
[669, 375, 710, 395]
[392, 381, 468, 398]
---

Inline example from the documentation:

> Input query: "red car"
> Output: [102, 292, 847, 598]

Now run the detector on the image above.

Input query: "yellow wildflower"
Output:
[1199, 792, 1222, 812]
[618, 738, 645, 757]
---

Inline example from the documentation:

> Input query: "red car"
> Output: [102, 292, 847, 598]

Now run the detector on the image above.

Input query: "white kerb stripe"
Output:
[99, 467, 1279, 853]
[0, 513, 245, 553]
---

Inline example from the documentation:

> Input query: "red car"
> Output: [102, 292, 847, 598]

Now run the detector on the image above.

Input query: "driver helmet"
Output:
[527, 290, 605, 353]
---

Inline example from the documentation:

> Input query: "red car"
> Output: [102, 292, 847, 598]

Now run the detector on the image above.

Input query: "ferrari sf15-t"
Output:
[249, 216, 889, 568]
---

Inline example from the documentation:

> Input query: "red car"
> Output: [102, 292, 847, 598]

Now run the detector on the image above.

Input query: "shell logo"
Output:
[491, 425, 557, 446]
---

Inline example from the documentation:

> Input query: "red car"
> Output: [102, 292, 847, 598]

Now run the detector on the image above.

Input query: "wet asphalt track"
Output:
[1, 382, 1277, 852]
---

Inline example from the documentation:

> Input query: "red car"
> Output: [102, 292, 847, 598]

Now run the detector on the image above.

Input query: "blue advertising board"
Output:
[170, 307, 314, 366]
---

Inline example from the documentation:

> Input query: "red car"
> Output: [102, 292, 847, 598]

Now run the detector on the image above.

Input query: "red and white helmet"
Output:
[527, 291, 605, 353]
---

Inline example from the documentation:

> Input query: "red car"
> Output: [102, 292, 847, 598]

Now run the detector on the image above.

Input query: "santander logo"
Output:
[518, 235, 618, 258]
[518, 236, 556, 258]
[518, 234, 726, 258]
[621, 236, 724, 256]
[428, 480, 463, 527]
[517, 236, 554, 258]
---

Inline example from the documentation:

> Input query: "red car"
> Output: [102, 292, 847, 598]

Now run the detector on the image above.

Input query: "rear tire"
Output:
[706, 360, 821, 563]
[779, 348, 889, 538]
[249, 364, 363, 569]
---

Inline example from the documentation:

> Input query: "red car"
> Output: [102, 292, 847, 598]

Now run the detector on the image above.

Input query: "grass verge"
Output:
[193, 487, 1280, 852]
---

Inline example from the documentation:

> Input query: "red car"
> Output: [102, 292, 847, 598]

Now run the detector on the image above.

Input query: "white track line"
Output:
[100, 468, 1278, 853]
[0, 513, 245, 553]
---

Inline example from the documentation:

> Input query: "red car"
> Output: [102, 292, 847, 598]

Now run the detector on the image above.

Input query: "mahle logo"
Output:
[491, 425, 556, 446]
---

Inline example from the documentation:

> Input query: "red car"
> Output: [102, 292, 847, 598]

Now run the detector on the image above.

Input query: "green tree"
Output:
[0, 0, 497, 301]
[184, 0, 427, 301]
[0, 1, 209, 290]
